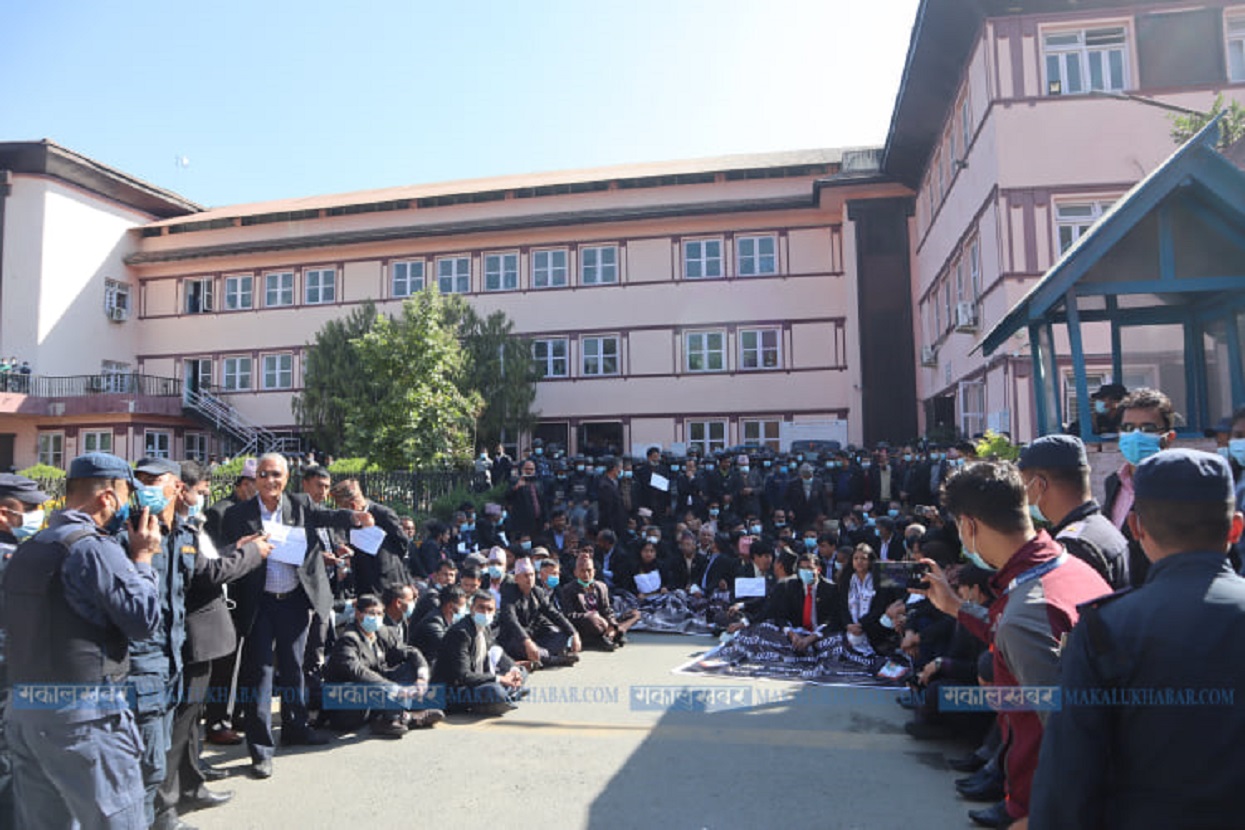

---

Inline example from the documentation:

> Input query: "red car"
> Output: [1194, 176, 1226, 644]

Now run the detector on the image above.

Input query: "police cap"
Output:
[1134, 449, 1234, 503]
[0, 473, 49, 505]
[1018, 435, 1089, 471]
[68, 452, 135, 484]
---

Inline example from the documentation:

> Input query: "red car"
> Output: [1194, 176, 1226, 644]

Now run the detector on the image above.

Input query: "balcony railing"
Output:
[5, 373, 184, 397]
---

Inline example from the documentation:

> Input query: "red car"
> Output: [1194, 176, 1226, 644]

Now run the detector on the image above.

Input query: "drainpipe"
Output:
[0, 170, 10, 355]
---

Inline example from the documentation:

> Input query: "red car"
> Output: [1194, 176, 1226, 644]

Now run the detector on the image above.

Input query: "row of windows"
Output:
[166, 235, 784, 315]
[184, 354, 295, 391]
[531, 328, 783, 379]
[686, 418, 784, 455]
[37, 429, 208, 467]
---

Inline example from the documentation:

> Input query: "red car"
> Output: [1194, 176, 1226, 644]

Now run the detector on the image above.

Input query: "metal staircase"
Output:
[182, 386, 296, 456]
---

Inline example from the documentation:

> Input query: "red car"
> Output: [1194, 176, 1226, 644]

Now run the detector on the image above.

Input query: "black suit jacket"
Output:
[667, 552, 708, 592]
[183, 536, 265, 665]
[558, 579, 620, 625]
[765, 576, 841, 631]
[202, 495, 237, 549]
[411, 611, 451, 669]
[597, 476, 627, 537]
[325, 622, 428, 685]
[784, 478, 828, 530]
[351, 501, 413, 597]
[506, 480, 547, 539]
[220, 492, 360, 636]
[498, 581, 574, 649]
[432, 617, 515, 687]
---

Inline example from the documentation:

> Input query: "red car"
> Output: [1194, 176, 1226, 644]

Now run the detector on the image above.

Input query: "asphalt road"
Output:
[191, 633, 978, 830]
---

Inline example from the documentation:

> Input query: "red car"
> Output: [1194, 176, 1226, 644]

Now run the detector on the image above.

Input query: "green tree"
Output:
[454, 302, 540, 451]
[346, 291, 483, 469]
[292, 300, 377, 457]
[1170, 94, 1245, 150]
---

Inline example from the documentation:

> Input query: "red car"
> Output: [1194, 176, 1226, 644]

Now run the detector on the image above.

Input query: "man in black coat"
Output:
[596, 457, 628, 537]
[498, 558, 580, 666]
[329, 478, 412, 597]
[765, 553, 841, 652]
[220, 453, 373, 779]
[411, 585, 466, 671]
[506, 458, 548, 540]
[785, 464, 828, 531]
[432, 591, 526, 716]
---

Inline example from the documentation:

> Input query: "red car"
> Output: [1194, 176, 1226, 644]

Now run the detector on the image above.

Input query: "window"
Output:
[737, 235, 777, 276]
[82, 430, 112, 454]
[532, 249, 568, 288]
[683, 239, 722, 279]
[969, 238, 981, 302]
[1064, 371, 1108, 425]
[1044, 27, 1127, 96]
[437, 257, 470, 294]
[101, 361, 131, 393]
[104, 279, 130, 320]
[742, 419, 781, 452]
[581, 336, 619, 377]
[942, 282, 953, 332]
[484, 253, 519, 292]
[958, 381, 986, 440]
[532, 338, 569, 378]
[1055, 201, 1113, 254]
[222, 356, 252, 391]
[948, 128, 958, 178]
[959, 96, 972, 149]
[687, 420, 727, 455]
[685, 331, 726, 373]
[224, 275, 253, 310]
[955, 258, 967, 302]
[391, 261, 425, 297]
[38, 432, 64, 468]
[184, 278, 214, 314]
[739, 328, 781, 370]
[1228, 14, 1245, 82]
[262, 354, 293, 390]
[304, 268, 336, 304]
[144, 430, 171, 459]
[580, 246, 618, 285]
[185, 433, 208, 462]
[265, 272, 294, 307]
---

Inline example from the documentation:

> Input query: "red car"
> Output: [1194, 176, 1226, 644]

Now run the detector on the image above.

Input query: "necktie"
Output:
[803, 585, 814, 629]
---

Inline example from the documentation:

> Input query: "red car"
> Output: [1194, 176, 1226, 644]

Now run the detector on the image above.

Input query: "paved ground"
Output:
[192, 633, 980, 830]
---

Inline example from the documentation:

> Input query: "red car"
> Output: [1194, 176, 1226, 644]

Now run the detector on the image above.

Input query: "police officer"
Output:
[1018, 435, 1131, 590]
[126, 457, 196, 830]
[3, 452, 162, 830]
[1029, 449, 1245, 830]
[0, 473, 51, 826]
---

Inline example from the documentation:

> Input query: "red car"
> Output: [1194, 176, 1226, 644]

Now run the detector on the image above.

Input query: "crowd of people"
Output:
[0, 358, 31, 393]
[0, 385, 1242, 829]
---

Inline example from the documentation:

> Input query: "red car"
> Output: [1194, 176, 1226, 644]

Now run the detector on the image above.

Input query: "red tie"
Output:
[802, 585, 814, 629]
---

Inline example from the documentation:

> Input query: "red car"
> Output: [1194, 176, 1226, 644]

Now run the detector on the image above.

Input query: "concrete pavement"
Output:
[190, 633, 980, 829]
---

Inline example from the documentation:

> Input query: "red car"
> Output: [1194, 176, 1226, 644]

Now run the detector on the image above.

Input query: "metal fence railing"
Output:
[15, 374, 183, 397]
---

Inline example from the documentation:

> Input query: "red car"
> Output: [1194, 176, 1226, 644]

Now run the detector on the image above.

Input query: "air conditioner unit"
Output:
[955, 301, 978, 332]
[920, 345, 938, 367]
[108, 306, 127, 322]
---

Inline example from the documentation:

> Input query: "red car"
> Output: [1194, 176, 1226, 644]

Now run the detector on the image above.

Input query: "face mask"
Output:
[763, 460, 771, 468]
[888, 509, 899, 518]
[779, 466, 789, 474]
[452, 608, 468, 624]
[11, 509, 44, 540]
[403, 601, 416, 619]
[879, 614, 895, 630]
[796, 455, 804, 462]
[622, 470, 633, 478]
[739, 466, 750, 474]
[803, 537, 817, 550]
[671, 464, 680, 472]
[750, 524, 762, 534]
[963, 549, 995, 572]
[861, 462, 871, 469]
[519, 540, 532, 552]
[360, 615, 382, 634]
[646, 536, 659, 545]
[577, 577, 593, 588]
[1029, 503, 1046, 524]
[825, 461, 834, 469]
[1119, 431, 1162, 466]
[576, 465, 584, 472]
[774, 521, 785, 528]
[105, 495, 131, 535]
[545, 575, 560, 590]
[535, 448, 544, 456]
[1093, 400, 1108, 415]
[136, 483, 169, 513]
[473, 611, 493, 628]
[798, 569, 816, 585]
[481, 452, 488, 459]
[488, 565, 505, 579]
[185, 500, 202, 519]
[500, 510, 509, 522]
[595, 467, 605, 475]
[709, 508, 720, 517]
[1229, 438, 1245, 467]
[903, 454, 913, 462]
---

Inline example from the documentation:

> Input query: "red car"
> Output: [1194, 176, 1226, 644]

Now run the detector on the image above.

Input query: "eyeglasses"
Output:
[1118, 423, 1164, 434]
[256, 470, 285, 479]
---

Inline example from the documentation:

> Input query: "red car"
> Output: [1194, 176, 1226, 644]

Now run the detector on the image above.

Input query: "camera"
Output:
[875, 561, 930, 591]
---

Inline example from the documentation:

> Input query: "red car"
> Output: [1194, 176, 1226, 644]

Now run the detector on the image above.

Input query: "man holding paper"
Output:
[220, 453, 374, 781]
[329, 478, 411, 598]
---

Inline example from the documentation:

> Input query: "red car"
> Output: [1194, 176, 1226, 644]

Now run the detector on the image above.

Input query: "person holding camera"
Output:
[506, 459, 547, 541]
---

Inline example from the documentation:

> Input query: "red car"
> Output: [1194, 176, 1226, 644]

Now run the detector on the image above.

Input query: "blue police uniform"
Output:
[1030, 450, 1245, 830]
[5, 501, 161, 830]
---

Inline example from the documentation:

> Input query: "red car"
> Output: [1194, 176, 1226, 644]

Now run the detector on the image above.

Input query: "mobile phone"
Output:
[876, 561, 930, 591]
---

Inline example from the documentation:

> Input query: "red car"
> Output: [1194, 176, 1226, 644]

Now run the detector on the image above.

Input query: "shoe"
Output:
[250, 759, 273, 779]
[371, 719, 407, 739]
[968, 801, 1013, 828]
[544, 653, 580, 668]
[904, 721, 954, 740]
[947, 754, 987, 773]
[956, 765, 998, 789]
[407, 709, 444, 729]
[958, 770, 1005, 803]
[179, 789, 234, 812]
[152, 810, 198, 830]
[200, 765, 229, 782]
[206, 727, 243, 746]
[616, 632, 629, 647]
[281, 729, 332, 747]
[599, 638, 618, 652]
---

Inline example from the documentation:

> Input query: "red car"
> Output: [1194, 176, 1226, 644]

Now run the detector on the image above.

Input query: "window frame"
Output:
[38, 432, 65, 468]
[303, 267, 336, 305]
[261, 353, 294, 390]
[741, 418, 782, 452]
[736, 234, 778, 277]
[531, 337, 570, 379]
[223, 274, 254, 311]
[264, 271, 295, 307]
[581, 335, 620, 377]
[1042, 24, 1129, 97]
[221, 355, 253, 392]
[144, 430, 172, 459]
[391, 260, 425, 297]
[580, 245, 619, 285]
[684, 330, 727, 374]
[1055, 199, 1115, 255]
[483, 252, 520, 292]
[686, 420, 728, 456]
[531, 248, 569, 289]
[184, 277, 215, 314]
[104, 279, 131, 319]
[683, 237, 724, 280]
[436, 256, 471, 294]
[738, 327, 782, 371]
[81, 429, 112, 454]
[1230, 12, 1245, 83]
[185, 432, 208, 462]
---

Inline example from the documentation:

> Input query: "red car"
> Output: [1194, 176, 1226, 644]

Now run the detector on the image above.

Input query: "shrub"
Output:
[17, 463, 65, 480]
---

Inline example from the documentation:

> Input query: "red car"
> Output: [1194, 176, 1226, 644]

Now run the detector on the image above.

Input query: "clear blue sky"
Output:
[6, 0, 921, 208]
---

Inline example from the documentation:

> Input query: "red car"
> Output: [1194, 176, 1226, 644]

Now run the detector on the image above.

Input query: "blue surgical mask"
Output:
[1093, 400, 1108, 415]
[520, 540, 532, 552]
[473, 611, 493, 628]
[622, 470, 633, 478]
[577, 577, 593, 588]
[545, 575, 560, 590]
[105, 496, 131, 535]
[576, 465, 584, 472]
[462, 523, 475, 532]
[1229, 438, 1245, 467]
[798, 569, 816, 585]
[1029, 503, 1047, 524]
[903, 454, 913, 462]
[403, 601, 415, 619]
[879, 613, 895, 630]
[709, 508, 720, 517]
[671, 464, 680, 472]
[185, 501, 202, 519]
[749, 524, 762, 534]
[888, 509, 899, 518]
[535, 447, 544, 456]
[739, 466, 749, 474]
[452, 608, 468, 624]
[12, 509, 44, 541]
[861, 462, 871, 469]
[774, 521, 785, 529]
[963, 549, 995, 571]
[763, 460, 771, 468]
[136, 483, 169, 513]
[360, 615, 382, 634]
[1119, 431, 1162, 467]
[488, 565, 505, 579]
[803, 537, 817, 550]
[779, 466, 789, 474]
[500, 510, 509, 522]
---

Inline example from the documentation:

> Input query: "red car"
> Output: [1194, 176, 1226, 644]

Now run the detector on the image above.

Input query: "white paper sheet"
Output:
[649, 473, 670, 492]
[734, 577, 766, 598]
[263, 521, 307, 566]
[634, 570, 662, 594]
[350, 525, 386, 555]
